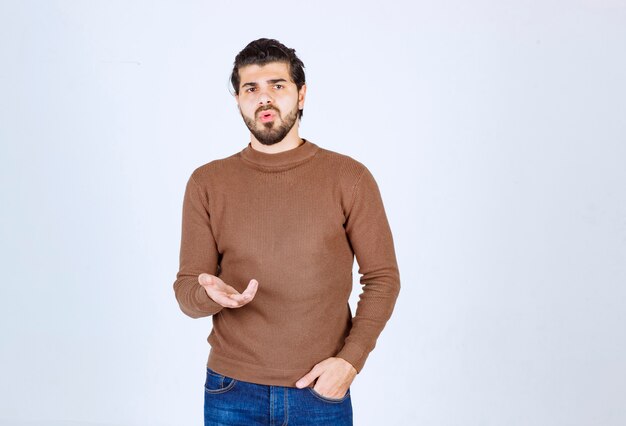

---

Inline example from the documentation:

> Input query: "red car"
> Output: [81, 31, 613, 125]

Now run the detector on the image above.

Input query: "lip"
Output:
[258, 109, 276, 123]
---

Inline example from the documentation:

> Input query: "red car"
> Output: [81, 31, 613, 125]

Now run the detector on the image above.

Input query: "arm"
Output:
[335, 166, 401, 373]
[173, 174, 225, 318]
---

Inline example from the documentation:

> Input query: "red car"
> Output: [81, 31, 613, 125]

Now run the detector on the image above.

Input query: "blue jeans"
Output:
[204, 367, 353, 425]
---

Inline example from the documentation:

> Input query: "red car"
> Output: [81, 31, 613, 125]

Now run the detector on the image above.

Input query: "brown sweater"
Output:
[173, 139, 400, 387]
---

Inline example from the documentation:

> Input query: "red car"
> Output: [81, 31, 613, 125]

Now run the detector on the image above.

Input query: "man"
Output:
[173, 38, 400, 426]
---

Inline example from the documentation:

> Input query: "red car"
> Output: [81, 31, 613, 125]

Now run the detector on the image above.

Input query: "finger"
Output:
[223, 287, 258, 307]
[210, 292, 244, 308]
[198, 273, 222, 288]
[240, 279, 258, 299]
[226, 292, 250, 304]
[201, 275, 239, 295]
[202, 276, 256, 308]
[296, 364, 322, 388]
[202, 282, 244, 307]
[224, 280, 258, 306]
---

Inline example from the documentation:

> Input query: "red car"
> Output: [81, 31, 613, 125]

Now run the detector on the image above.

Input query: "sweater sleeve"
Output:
[335, 166, 401, 373]
[173, 174, 224, 318]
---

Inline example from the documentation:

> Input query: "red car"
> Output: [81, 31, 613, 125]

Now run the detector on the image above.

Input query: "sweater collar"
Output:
[239, 138, 319, 170]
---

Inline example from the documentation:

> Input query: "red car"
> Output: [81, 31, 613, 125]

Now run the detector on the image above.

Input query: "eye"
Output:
[274, 84, 284, 90]
[245, 87, 256, 93]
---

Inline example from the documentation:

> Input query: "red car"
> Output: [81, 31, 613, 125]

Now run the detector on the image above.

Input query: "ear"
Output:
[298, 84, 307, 110]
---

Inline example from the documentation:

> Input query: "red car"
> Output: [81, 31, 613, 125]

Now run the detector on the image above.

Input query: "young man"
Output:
[173, 38, 400, 425]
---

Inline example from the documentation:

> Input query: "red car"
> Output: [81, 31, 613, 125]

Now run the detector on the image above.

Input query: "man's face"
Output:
[235, 62, 306, 146]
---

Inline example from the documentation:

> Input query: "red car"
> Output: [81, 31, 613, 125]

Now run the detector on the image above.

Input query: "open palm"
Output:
[198, 273, 258, 308]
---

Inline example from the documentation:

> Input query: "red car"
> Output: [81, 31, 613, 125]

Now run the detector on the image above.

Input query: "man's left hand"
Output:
[295, 357, 357, 399]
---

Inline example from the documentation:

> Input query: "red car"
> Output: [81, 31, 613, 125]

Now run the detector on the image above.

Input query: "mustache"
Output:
[256, 105, 279, 116]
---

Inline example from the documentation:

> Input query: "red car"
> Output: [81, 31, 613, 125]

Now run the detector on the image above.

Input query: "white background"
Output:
[1, 1, 625, 425]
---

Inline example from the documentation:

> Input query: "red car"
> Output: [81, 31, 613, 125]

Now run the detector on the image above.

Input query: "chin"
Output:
[258, 137, 282, 146]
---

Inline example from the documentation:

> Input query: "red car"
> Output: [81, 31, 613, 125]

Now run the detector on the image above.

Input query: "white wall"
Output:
[1, 1, 625, 425]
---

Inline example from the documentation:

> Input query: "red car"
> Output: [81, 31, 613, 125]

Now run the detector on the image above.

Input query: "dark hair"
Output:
[231, 38, 306, 119]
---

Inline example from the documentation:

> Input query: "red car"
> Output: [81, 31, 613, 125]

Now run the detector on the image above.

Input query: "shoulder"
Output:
[188, 151, 241, 186]
[315, 146, 369, 182]
[314, 145, 378, 215]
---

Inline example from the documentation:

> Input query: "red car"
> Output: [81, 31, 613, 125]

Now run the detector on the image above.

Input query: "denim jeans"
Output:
[204, 367, 353, 425]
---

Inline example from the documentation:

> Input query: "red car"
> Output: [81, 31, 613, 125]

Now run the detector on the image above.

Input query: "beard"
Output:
[241, 103, 300, 146]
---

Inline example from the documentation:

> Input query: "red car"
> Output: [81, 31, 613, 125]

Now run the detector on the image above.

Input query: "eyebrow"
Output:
[241, 78, 289, 88]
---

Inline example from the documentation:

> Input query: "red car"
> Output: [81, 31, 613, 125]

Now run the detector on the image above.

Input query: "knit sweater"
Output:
[173, 139, 400, 387]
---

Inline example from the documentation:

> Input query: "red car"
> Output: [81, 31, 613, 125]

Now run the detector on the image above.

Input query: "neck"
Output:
[250, 124, 303, 154]
[240, 138, 319, 171]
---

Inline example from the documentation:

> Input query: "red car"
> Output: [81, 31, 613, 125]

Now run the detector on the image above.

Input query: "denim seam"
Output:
[270, 386, 274, 426]
[204, 378, 237, 394]
[282, 388, 288, 426]
[207, 368, 226, 387]
[306, 387, 350, 403]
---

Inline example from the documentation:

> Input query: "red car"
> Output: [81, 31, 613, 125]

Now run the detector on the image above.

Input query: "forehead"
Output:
[238, 62, 293, 86]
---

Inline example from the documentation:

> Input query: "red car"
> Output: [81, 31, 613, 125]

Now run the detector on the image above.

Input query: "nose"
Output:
[256, 87, 273, 106]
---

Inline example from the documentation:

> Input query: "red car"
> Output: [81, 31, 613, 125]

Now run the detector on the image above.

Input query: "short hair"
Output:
[231, 38, 306, 119]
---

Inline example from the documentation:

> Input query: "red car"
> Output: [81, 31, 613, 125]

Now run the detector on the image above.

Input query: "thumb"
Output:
[295, 365, 321, 388]
[198, 273, 216, 287]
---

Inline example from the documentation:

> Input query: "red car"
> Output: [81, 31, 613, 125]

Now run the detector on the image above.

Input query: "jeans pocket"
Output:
[204, 367, 237, 394]
[307, 386, 350, 403]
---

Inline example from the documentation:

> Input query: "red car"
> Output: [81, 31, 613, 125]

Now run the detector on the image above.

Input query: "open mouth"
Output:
[259, 110, 276, 123]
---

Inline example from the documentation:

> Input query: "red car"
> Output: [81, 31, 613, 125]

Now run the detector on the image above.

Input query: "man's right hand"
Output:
[198, 273, 258, 308]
